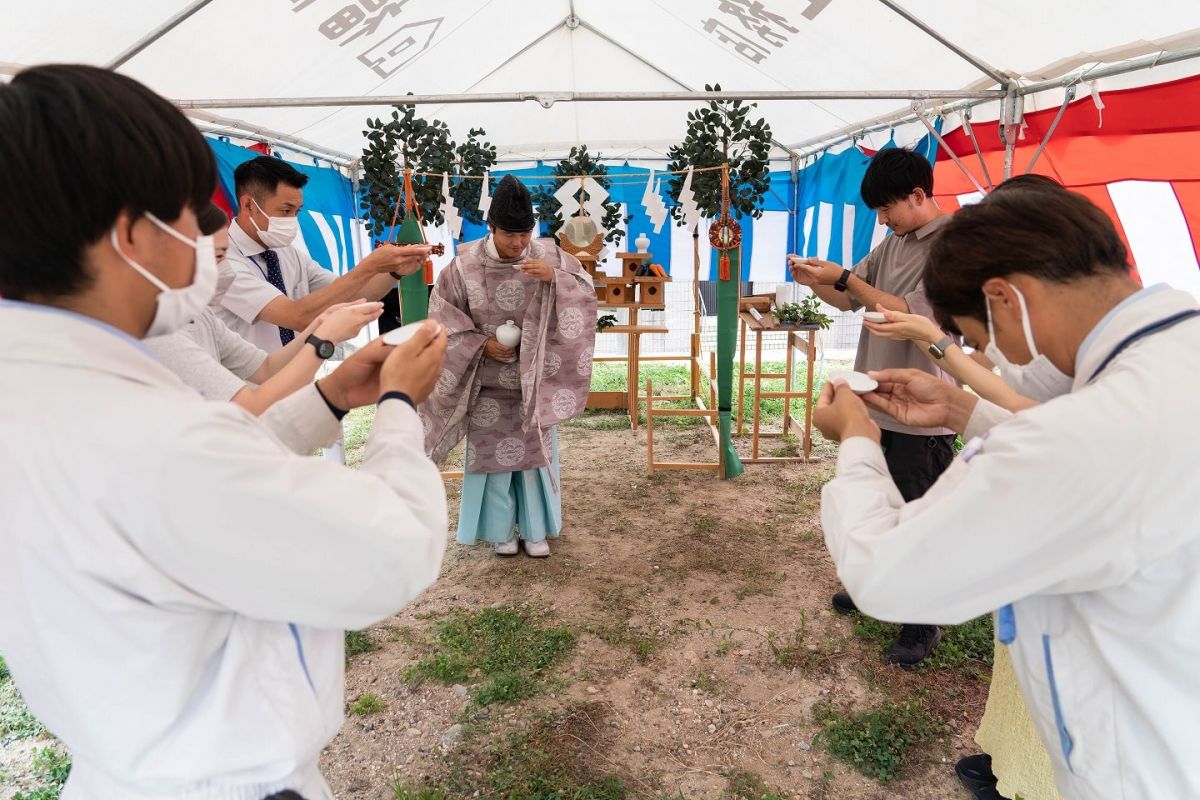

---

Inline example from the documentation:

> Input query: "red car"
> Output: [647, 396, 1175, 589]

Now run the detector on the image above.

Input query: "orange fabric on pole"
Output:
[399, 169, 435, 284]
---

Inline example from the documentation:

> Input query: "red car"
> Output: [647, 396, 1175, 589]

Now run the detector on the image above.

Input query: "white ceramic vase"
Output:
[634, 233, 650, 253]
[496, 320, 522, 348]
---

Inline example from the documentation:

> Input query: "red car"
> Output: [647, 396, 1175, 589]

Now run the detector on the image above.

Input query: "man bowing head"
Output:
[421, 175, 598, 558]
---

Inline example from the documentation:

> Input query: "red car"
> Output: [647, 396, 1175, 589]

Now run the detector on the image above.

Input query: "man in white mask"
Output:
[812, 179, 1200, 800]
[218, 155, 429, 352]
[0, 65, 450, 800]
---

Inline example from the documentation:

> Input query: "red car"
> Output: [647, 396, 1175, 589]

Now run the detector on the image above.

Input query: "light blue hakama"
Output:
[456, 428, 562, 545]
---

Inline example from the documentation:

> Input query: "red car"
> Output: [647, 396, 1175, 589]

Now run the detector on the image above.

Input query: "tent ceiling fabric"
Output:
[3, 0, 1198, 162]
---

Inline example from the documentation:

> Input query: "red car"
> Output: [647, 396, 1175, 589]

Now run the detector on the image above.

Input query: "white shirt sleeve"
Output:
[257, 384, 343, 455]
[821, 397, 1148, 625]
[305, 257, 336, 291]
[131, 398, 447, 630]
[144, 333, 247, 402]
[964, 398, 1015, 440]
[211, 316, 268, 381]
[219, 256, 283, 324]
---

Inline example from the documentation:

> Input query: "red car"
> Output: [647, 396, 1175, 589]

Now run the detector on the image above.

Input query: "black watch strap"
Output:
[834, 268, 852, 292]
[305, 334, 335, 360]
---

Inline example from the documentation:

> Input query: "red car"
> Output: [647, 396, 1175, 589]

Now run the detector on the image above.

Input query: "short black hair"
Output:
[989, 173, 1064, 195]
[860, 148, 934, 209]
[925, 187, 1130, 325]
[233, 156, 308, 203]
[197, 202, 229, 236]
[0, 65, 215, 301]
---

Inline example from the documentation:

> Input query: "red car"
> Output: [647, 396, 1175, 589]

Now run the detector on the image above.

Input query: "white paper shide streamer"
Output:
[440, 173, 462, 240]
[478, 170, 492, 218]
[678, 166, 701, 232]
[554, 176, 608, 239]
[641, 169, 668, 234]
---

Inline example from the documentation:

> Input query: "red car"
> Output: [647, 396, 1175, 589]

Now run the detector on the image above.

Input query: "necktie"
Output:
[261, 249, 295, 346]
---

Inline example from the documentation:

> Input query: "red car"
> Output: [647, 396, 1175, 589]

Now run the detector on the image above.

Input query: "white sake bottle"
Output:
[496, 320, 522, 348]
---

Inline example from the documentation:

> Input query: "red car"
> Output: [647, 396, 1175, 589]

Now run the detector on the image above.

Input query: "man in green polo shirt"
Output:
[788, 147, 958, 668]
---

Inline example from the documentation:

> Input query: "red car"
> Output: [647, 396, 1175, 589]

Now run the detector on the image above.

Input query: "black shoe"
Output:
[955, 754, 997, 792]
[831, 591, 858, 615]
[883, 624, 942, 668]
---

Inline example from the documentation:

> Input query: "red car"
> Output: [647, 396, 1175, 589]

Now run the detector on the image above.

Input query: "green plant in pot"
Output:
[772, 296, 834, 329]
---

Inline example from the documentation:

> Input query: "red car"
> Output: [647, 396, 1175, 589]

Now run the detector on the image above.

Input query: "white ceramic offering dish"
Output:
[827, 369, 879, 394]
[382, 321, 439, 346]
[862, 311, 887, 323]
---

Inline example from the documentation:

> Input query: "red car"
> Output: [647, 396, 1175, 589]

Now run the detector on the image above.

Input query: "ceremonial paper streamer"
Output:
[678, 167, 701, 232]
[440, 172, 463, 240]
[641, 170, 668, 234]
[478, 170, 492, 217]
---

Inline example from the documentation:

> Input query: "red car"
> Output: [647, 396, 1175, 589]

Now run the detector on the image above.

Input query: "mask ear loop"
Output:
[1008, 283, 1042, 358]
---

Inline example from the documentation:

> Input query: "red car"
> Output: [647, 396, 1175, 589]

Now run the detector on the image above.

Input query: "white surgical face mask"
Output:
[250, 198, 299, 248]
[112, 213, 218, 337]
[984, 283, 1073, 402]
[214, 258, 236, 299]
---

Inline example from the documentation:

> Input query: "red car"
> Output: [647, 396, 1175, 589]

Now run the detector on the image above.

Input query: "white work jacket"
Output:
[821, 285, 1200, 799]
[0, 301, 448, 800]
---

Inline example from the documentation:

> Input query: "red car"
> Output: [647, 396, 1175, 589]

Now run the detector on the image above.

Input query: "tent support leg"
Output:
[1025, 84, 1077, 174]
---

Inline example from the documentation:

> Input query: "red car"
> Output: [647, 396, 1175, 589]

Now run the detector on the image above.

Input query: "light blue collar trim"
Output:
[0, 299, 156, 359]
[1074, 283, 1171, 375]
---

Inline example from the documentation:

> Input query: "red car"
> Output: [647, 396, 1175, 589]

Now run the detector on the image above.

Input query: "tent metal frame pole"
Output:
[106, 0, 215, 69]
[1024, 84, 1077, 174]
[174, 88, 1003, 110]
[912, 103, 987, 194]
[188, 113, 355, 167]
[786, 44, 1200, 155]
[1001, 86, 1020, 180]
[875, 0, 1008, 86]
[960, 108, 994, 190]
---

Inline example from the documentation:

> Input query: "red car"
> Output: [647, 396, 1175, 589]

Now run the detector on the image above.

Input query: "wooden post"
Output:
[804, 330, 815, 461]
[629, 331, 641, 430]
[645, 378, 655, 475]
[692, 229, 701, 400]
[783, 328, 794, 440]
[752, 326, 763, 460]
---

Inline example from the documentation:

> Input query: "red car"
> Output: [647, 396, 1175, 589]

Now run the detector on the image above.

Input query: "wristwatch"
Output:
[928, 334, 954, 360]
[305, 334, 335, 360]
[834, 268, 852, 293]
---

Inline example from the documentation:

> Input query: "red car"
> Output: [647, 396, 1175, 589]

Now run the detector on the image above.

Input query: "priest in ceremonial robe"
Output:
[421, 176, 597, 557]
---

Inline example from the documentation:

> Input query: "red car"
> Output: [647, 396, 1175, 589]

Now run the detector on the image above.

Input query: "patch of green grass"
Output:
[348, 692, 386, 716]
[727, 771, 786, 800]
[403, 606, 575, 706]
[851, 614, 994, 676]
[344, 629, 378, 659]
[13, 746, 71, 800]
[693, 514, 717, 533]
[0, 654, 8, 682]
[589, 621, 660, 664]
[813, 700, 946, 784]
[1, 678, 45, 741]
[732, 566, 787, 600]
[715, 636, 734, 657]
[393, 704, 629, 800]
[692, 673, 720, 694]
[337, 405, 376, 467]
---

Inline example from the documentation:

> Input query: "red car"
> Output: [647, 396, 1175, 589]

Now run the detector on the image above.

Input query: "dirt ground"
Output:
[323, 419, 989, 800]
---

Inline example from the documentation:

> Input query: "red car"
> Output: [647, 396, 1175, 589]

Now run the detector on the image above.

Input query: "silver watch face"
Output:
[928, 343, 945, 359]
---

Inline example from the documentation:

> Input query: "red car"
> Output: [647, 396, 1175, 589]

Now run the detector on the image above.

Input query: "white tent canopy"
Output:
[3, 0, 1199, 166]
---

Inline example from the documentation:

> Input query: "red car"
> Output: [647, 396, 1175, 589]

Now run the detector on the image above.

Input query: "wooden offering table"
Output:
[736, 311, 819, 462]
